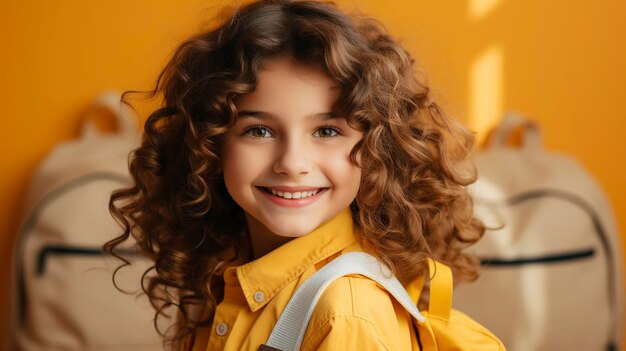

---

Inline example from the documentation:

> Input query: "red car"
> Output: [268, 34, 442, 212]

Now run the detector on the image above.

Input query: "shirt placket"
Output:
[207, 284, 245, 350]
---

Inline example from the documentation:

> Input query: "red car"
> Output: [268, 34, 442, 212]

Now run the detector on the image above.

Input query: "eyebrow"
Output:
[237, 110, 336, 121]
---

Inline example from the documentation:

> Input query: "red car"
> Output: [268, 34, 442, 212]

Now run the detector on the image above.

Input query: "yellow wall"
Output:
[1, 1, 624, 349]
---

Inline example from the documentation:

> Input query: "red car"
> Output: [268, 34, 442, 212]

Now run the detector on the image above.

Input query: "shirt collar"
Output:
[234, 208, 357, 312]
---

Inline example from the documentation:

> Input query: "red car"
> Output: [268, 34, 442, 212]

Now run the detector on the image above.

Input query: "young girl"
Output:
[106, 0, 492, 349]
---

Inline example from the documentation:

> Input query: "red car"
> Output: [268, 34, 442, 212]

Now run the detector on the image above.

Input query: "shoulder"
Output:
[300, 275, 415, 351]
[317, 275, 398, 321]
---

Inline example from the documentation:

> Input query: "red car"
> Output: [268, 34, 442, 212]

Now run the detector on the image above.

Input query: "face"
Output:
[221, 59, 362, 243]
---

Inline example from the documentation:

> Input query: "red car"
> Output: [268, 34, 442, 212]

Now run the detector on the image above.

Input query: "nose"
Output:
[273, 138, 312, 176]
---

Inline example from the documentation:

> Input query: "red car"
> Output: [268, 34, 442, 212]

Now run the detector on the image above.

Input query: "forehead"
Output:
[235, 59, 339, 115]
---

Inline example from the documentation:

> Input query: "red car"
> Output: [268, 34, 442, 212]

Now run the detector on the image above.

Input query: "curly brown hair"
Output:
[105, 0, 484, 348]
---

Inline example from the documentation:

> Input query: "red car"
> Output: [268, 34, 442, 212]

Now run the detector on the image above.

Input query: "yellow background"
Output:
[1, 0, 625, 349]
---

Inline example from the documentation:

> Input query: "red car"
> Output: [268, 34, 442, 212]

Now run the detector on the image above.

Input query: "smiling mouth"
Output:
[258, 187, 328, 199]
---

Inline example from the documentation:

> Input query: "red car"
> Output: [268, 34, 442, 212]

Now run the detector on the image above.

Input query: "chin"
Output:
[267, 221, 318, 238]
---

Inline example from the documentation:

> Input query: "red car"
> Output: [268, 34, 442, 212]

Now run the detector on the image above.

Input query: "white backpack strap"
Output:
[263, 252, 426, 351]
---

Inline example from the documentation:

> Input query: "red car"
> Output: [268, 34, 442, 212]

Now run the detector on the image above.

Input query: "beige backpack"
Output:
[10, 92, 164, 350]
[455, 113, 624, 351]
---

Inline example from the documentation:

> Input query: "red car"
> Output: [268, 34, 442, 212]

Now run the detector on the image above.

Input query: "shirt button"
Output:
[253, 291, 265, 303]
[215, 322, 228, 336]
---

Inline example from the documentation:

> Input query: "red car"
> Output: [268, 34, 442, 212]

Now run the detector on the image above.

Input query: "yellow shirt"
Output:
[190, 208, 419, 350]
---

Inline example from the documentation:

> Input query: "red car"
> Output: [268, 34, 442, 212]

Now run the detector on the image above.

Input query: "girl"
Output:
[106, 0, 492, 350]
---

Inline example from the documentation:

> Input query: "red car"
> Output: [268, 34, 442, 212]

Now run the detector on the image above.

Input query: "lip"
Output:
[262, 185, 326, 192]
[256, 186, 329, 208]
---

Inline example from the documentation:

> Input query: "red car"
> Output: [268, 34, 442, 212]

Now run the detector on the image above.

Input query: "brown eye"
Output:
[243, 126, 274, 138]
[313, 126, 340, 138]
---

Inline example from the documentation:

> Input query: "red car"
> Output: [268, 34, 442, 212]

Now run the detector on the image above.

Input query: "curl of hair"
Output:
[105, 0, 484, 348]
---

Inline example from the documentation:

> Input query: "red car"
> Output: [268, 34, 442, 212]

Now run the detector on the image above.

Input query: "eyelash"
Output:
[241, 124, 344, 138]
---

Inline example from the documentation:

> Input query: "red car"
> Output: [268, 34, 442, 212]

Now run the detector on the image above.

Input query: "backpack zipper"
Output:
[480, 248, 595, 266]
[37, 244, 138, 276]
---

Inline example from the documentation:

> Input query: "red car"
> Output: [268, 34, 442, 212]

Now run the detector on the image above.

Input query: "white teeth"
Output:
[269, 188, 321, 199]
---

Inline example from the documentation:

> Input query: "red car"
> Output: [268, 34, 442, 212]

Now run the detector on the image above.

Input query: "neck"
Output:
[245, 215, 294, 259]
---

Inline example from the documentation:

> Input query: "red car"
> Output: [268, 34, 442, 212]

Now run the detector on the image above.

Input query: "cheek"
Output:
[321, 147, 361, 191]
[222, 143, 258, 188]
